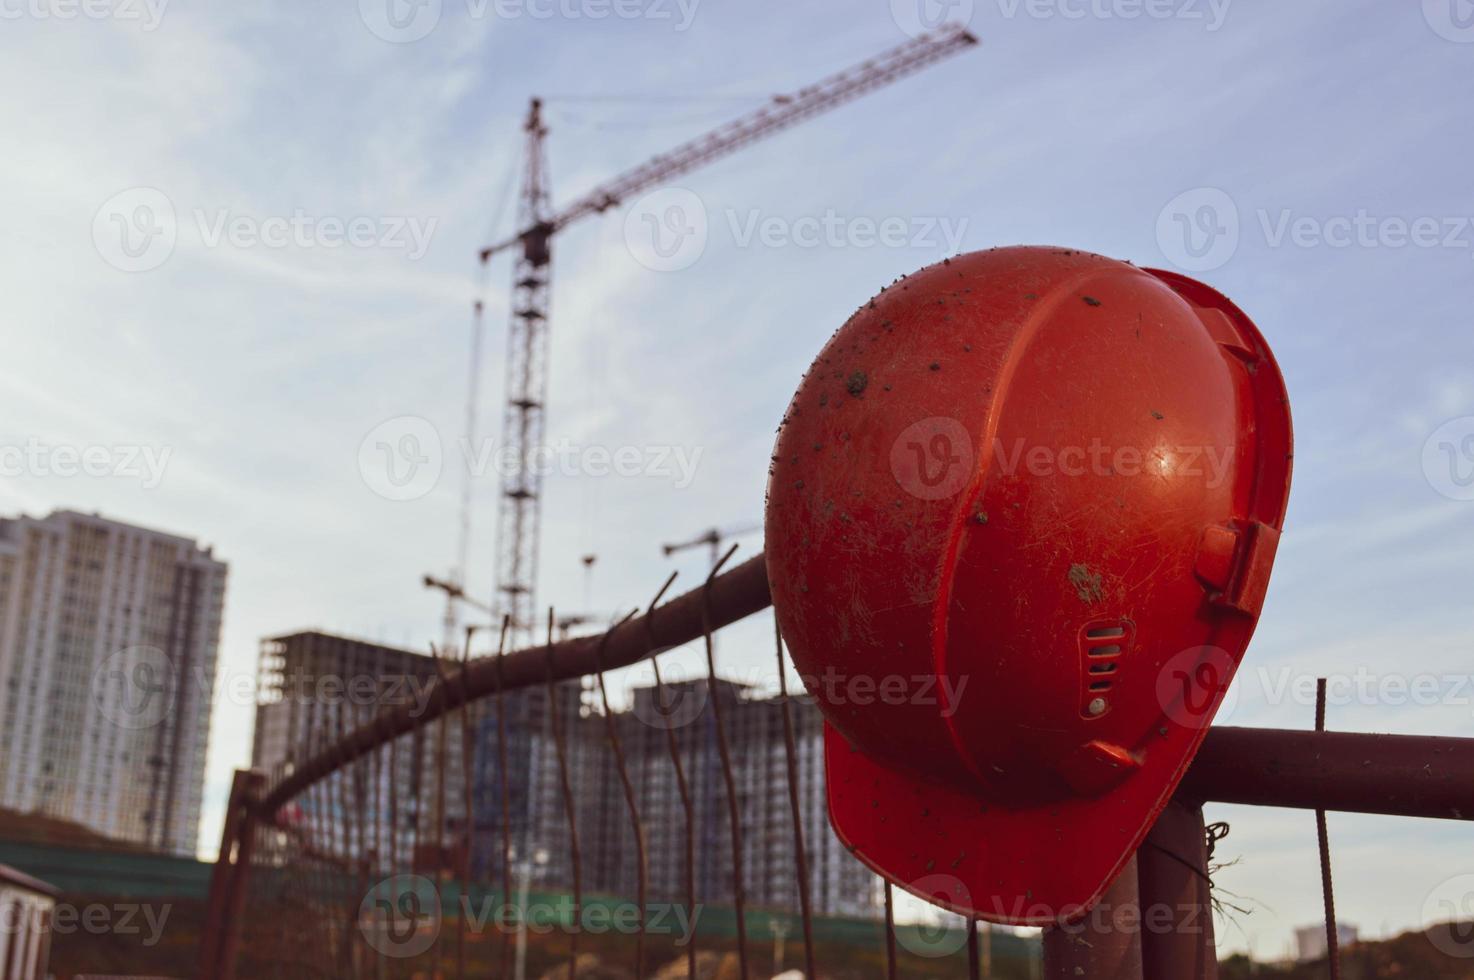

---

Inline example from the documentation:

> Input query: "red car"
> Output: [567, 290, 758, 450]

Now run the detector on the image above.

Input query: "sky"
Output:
[2, 0, 1474, 962]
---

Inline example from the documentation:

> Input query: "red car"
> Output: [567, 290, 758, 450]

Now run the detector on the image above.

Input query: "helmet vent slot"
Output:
[1080, 619, 1133, 716]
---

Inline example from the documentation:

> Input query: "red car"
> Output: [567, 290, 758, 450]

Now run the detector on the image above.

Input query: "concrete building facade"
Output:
[474, 676, 882, 920]
[250, 629, 881, 920]
[252, 630, 467, 871]
[0, 510, 227, 856]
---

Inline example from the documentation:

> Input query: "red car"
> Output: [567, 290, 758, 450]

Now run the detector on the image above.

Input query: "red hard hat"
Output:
[765, 246, 1291, 925]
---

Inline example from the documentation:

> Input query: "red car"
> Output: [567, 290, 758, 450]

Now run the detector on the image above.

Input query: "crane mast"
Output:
[495, 99, 554, 642]
[484, 27, 978, 643]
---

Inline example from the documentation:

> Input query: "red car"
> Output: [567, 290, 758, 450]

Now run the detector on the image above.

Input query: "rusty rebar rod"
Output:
[545, 608, 584, 975]
[594, 610, 648, 978]
[883, 882, 897, 980]
[493, 616, 515, 977]
[702, 545, 750, 977]
[774, 620, 817, 979]
[1315, 679, 1342, 980]
[644, 572, 699, 980]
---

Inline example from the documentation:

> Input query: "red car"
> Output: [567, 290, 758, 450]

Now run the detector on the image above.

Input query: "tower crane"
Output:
[662, 522, 763, 569]
[479, 25, 978, 643]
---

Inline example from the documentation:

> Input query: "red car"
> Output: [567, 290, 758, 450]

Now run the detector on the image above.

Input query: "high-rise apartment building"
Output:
[252, 630, 466, 870]
[0, 510, 227, 856]
[474, 676, 883, 920]
[251, 628, 882, 920]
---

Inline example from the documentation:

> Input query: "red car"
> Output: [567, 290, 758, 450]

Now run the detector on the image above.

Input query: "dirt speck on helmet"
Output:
[1068, 564, 1106, 605]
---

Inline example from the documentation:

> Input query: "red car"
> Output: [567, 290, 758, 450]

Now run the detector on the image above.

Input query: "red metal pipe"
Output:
[1041, 854, 1143, 979]
[1137, 801, 1217, 980]
[213, 770, 266, 980]
[1180, 727, 1474, 819]
[197, 769, 251, 976]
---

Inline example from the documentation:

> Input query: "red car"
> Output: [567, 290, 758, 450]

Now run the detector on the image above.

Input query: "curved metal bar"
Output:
[255, 554, 771, 816]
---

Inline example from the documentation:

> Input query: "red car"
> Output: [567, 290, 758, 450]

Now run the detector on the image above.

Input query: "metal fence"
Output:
[197, 551, 1474, 980]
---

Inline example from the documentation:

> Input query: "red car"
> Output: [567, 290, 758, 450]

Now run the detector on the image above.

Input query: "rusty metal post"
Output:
[1041, 855, 1143, 980]
[198, 769, 251, 976]
[1138, 801, 1217, 980]
[201, 769, 265, 980]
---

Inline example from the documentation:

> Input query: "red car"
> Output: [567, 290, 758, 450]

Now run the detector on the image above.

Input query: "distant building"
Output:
[473, 676, 883, 919]
[1295, 922, 1359, 962]
[252, 630, 467, 870]
[0, 863, 59, 978]
[253, 628, 881, 919]
[0, 510, 226, 857]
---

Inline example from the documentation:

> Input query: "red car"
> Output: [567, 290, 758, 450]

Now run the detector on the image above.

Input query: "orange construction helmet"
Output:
[764, 246, 1292, 924]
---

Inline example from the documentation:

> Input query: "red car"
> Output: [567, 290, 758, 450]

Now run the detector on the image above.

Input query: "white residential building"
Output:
[0, 510, 227, 856]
